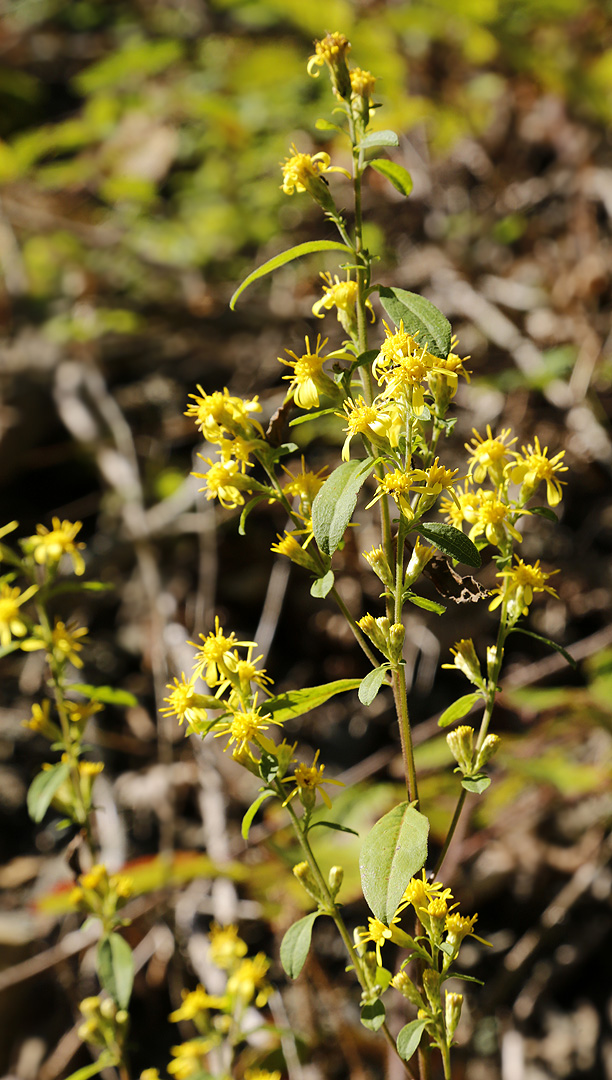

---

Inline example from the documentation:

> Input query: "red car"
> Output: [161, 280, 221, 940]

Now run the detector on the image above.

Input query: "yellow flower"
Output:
[307, 32, 352, 99]
[160, 674, 210, 727]
[169, 985, 227, 1023]
[226, 953, 272, 1007]
[189, 617, 255, 687]
[0, 582, 37, 647]
[64, 699, 103, 733]
[410, 457, 460, 512]
[184, 386, 264, 442]
[441, 639, 484, 688]
[192, 455, 252, 510]
[428, 341, 471, 398]
[25, 518, 86, 575]
[350, 67, 376, 99]
[168, 1038, 217, 1080]
[489, 557, 559, 617]
[270, 530, 319, 571]
[365, 467, 415, 517]
[444, 911, 478, 950]
[463, 490, 523, 549]
[281, 749, 343, 811]
[356, 916, 394, 966]
[507, 435, 567, 507]
[439, 480, 479, 530]
[80, 863, 107, 891]
[465, 426, 517, 487]
[208, 922, 248, 970]
[282, 458, 328, 518]
[24, 619, 89, 667]
[225, 646, 273, 695]
[374, 321, 446, 416]
[311, 272, 374, 331]
[23, 699, 60, 740]
[244, 1070, 281, 1080]
[280, 145, 350, 205]
[278, 335, 338, 410]
[212, 700, 280, 755]
[395, 870, 454, 920]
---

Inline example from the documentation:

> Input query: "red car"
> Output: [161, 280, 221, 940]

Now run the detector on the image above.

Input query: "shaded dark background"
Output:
[1, 1, 612, 1078]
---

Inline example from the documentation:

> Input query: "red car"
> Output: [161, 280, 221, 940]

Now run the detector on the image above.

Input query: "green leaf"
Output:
[358, 665, 390, 706]
[349, 348, 380, 374]
[405, 593, 446, 615]
[239, 495, 266, 536]
[280, 911, 320, 979]
[358, 130, 399, 150]
[27, 762, 71, 823]
[529, 506, 559, 523]
[416, 522, 481, 568]
[312, 458, 374, 557]
[258, 751, 280, 784]
[315, 118, 345, 134]
[48, 581, 115, 597]
[230, 241, 353, 309]
[97, 933, 134, 1009]
[509, 627, 577, 669]
[242, 791, 275, 840]
[67, 683, 138, 706]
[307, 820, 358, 836]
[0, 641, 22, 660]
[379, 286, 452, 360]
[438, 692, 482, 728]
[265, 679, 361, 723]
[461, 775, 491, 795]
[289, 407, 337, 427]
[396, 1018, 428, 1062]
[360, 802, 429, 924]
[360, 999, 386, 1031]
[63, 1054, 117, 1080]
[368, 159, 413, 197]
[311, 571, 335, 599]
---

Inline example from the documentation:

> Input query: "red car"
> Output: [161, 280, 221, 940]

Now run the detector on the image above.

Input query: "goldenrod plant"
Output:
[165, 32, 573, 1079]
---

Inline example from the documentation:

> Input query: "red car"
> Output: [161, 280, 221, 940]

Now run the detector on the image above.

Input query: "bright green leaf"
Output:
[265, 679, 361, 723]
[27, 762, 71, 823]
[242, 791, 275, 840]
[307, 820, 358, 836]
[461, 775, 491, 795]
[63, 1054, 117, 1080]
[416, 522, 481, 568]
[397, 1018, 428, 1062]
[230, 241, 353, 309]
[438, 692, 482, 728]
[360, 999, 386, 1031]
[289, 407, 337, 427]
[239, 495, 266, 536]
[406, 593, 446, 615]
[358, 665, 390, 706]
[379, 286, 452, 359]
[280, 911, 321, 979]
[509, 628, 577, 669]
[358, 130, 399, 150]
[360, 803, 429, 924]
[529, 506, 559, 523]
[67, 684, 138, 707]
[368, 159, 413, 196]
[97, 933, 134, 1009]
[311, 571, 335, 599]
[315, 118, 345, 134]
[312, 458, 374, 557]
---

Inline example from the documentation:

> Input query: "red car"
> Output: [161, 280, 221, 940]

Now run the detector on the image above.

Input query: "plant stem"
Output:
[392, 664, 418, 804]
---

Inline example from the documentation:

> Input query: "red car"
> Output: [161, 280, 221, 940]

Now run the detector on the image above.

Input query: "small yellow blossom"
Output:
[226, 953, 273, 1007]
[184, 386, 264, 442]
[208, 922, 248, 969]
[410, 457, 460, 514]
[23, 699, 60, 740]
[270, 531, 319, 571]
[24, 619, 88, 667]
[395, 870, 454, 919]
[160, 673, 209, 726]
[307, 32, 352, 99]
[281, 749, 343, 810]
[339, 395, 402, 460]
[440, 480, 480, 530]
[282, 458, 327, 518]
[463, 489, 523, 549]
[0, 582, 37, 647]
[192, 455, 253, 510]
[442, 638, 484, 687]
[466, 426, 517, 487]
[357, 916, 394, 965]
[168, 1038, 217, 1080]
[244, 1070, 282, 1080]
[213, 699, 280, 755]
[189, 617, 255, 686]
[489, 557, 559, 617]
[280, 145, 350, 202]
[169, 985, 227, 1023]
[365, 468, 415, 517]
[311, 272, 375, 331]
[225, 646, 273, 695]
[279, 335, 338, 410]
[507, 435, 567, 507]
[445, 911, 478, 950]
[25, 518, 86, 575]
[350, 67, 376, 99]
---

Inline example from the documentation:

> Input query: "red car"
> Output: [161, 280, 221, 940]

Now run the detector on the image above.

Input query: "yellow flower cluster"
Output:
[185, 387, 266, 511]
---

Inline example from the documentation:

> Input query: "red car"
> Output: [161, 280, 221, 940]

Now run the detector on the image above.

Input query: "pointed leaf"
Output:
[307, 820, 358, 836]
[349, 348, 379, 374]
[438, 692, 481, 728]
[315, 118, 345, 134]
[358, 130, 399, 150]
[265, 679, 361, 723]
[67, 683, 138, 706]
[358, 665, 390, 706]
[280, 911, 321, 979]
[397, 1018, 428, 1062]
[311, 571, 335, 599]
[529, 506, 558, 522]
[416, 522, 481, 568]
[360, 803, 429, 924]
[289, 407, 337, 427]
[406, 593, 446, 615]
[461, 775, 491, 795]
[239, 495, 266, 536]
[63, 1054, 117, 1080]
[368, 159, 413, 197]
[97, 933, 134, 1009]
[242, 791, 275, 840]
[379, 286, 452, 360]
[230, 241, 353, 309]
[312, 458, 374, 557]
[27, 762, 71, 823]
[508, 627, 577, 668]
[360, 999, 386, 1031]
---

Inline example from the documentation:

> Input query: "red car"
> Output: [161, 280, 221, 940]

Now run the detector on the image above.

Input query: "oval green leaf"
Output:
[97, 932, 134, 1009]
[360, 999, 386, 1031]
[397, 1018, 428, 1062]
[378, 286, 452, 359]
[280, 911, 321, 979]
[312, 458, 374, 557]
[406, 593, 446, 615]
[368, 159, 413, 197]
[27, 761, 71, 823]
[461, 775, 491, 795]
[360, 802, 429, 925]
[265, 678, 361, 723]
[438, 692, 482, 728]
[67, 683, 138, 706]
[242, 791, 275, 840]
[230, 241, 353, 309]
[311, 570, 335, 599]
[358, 665, 390, 706]
[416, 522, 481, 568]
[358, 129, 399, 150]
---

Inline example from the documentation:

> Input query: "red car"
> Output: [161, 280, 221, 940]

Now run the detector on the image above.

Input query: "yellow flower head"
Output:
[339, 395, 403, 460]
[282, 457, 327, 518]
[441, 638, 484, 688]
[23, 699, 60, 740]
[350, 67, 377, 99]
[24, 619, 89, 668]
[466, 425, 517, 487]
[25, 518, 86, 576]
[192, 455, 252, 510]
[270, 530, 319, 571]
[184, 386, 263, 442]
[208, 921, 248, 970]
[168, 985, 227, 1023]
[365, 467, 415, 518]
[160, 673, 209, 727]
[226, 952, 272, 1007]
[489, 557, 559, 617]
[507, 435, 567, 507]
[312, 272, 375, 331]
[281, 748, 343, 811]
[244, 1070, 282, 1080]
[0, 582, 37, 648]
[445, 911, 478, 950]
[410, 458, 460, 510]
[439, 480, 479, 530]
[428, 343, 471, 398]
[463, 489, 523, 549]
[189, 617, 255, 687]
[357, 916, 394, 966]
[279, 335, 338, 410]
[213, 697, 280, 754]
[168, 1038, 217, 1080]
[227, 645, 273, 695]
[395, 870, 454, 919]
[307, 32, 352, 99]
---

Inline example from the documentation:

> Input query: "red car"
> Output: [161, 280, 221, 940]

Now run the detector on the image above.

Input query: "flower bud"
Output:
[443, 639, 484, 688]
[390, 970, 425, 1008]
[474, 733, 500, 772]
[389, 622, 405, 663]
[445, 991, 463, 1040]
[486, 645, 498, 682]
[293, 860, 322, 902]
[422, 968, 441, 1011]
[363, 546, 394, 588]
[446, 725, 475, 775]
[100, 998, 117, 1021]
[404, 539, 436, 588]
[328, 865, 344, 900]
